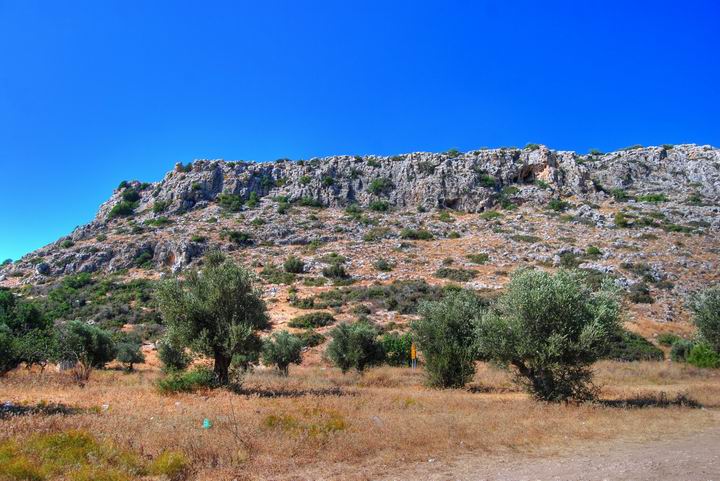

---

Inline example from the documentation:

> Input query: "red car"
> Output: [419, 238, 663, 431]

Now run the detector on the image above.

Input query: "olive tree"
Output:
[475, 269, 621, 402]
[116, 341, 145, 371]
[156, 252, 269, 385]
[412, 290, 484, 388]
[689, 285, 720, 353]
[262, 330, 303, 375]
[57, 320, 117, 384]
[327, 321, 385, 373]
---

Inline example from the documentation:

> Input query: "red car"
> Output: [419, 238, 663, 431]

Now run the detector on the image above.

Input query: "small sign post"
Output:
[410, 342, 417, 369]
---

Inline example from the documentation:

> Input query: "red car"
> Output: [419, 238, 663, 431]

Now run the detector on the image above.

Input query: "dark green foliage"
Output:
[157, 338, 191, 372]
[345, 203, 363, 217]
[466, 253, 489, 264]
[153, 200, 170, 213]
[297, 197, 323, 208]
[689, 285, 720, 353]
[191, 235, 206, 243]
[525, 143, 541, 151]
[134, 250, 154, 269]
[687, 343, 720, 368]
[367, 177, 394, 195]
[156, 252, 269, 384]
[217, 193, 244, 211]
[480, 210, 501, 220]
[122, 189, 141, 203]
[283, 256, 305, 274]
[478, 173, 496, 188]
[314, 280, 447, 315]
[400, 228, 433, 240]
[636, 193, 667, 203]
[671, 339, 695, 362]
[60, 239, 75, 249]
[413, 290, 483, 388]
[602, 330, 664, 361]
[547, 198, 570, 211]
[116, 341, 145, 371]
[327, 321, 385, 373]
[322, 176, 335, 187]
[381, 332, 412, 367]
[369, 200, 389, 212]
[614, 211, 630, 227]
[144, 216, 172, 228]
[262, 330, 303, 375]
[287, 311, 335, 329]
[657, 333, 682, 346]
[373, 259, 394, 272]
[476, 269, 621, 402]
[57, 320, 117, 369]
[322, 263, 349, 280]
[246, 191, 259, 208]
[0, 324, 17, 375]
[222, 230, 252, 245]
[445, 148, 462, 158]
[157, 366, 218, 393]
[511, 234, 541, 243]
[260, 264, 296, 285]
[108, 200, 138, 219]
[296, 329, 325, 347]
[611, 189, 630, 202]
[299, 175, 312, 185]
[434, 267, 477, 282]
[117, 180, 129, 190]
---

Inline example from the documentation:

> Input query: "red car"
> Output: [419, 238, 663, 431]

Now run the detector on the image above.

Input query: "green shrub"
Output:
[671, 339, 695, 362]
[434, 267, 477, 282]
[288, 311, 336, 329]
[373, 259, 394, 272]
[157, 366, 218, 393]
[687, 343, 720, 368]
[115, 341, 145, 371]
[636, 193, 667, 203]
[689, 285, 720, 353]
[122, 189, 141, 202]
[400, 228, 433, 240]
[476, 269, 621, 402]
[108, 201, 137, 219]
[614, 211, 630, 228]
[149, 451, 189, 479]
[217, 193, 244, 211]
[57, 320, 116, 370]
[157, 338, 191, 372]
[59, 239, 75, 249]
[611, 189, 630, 202]
[283, 256, 305, 274]
[602, 330, 664, 361]
[511, 234, 540, 243]
[547, 198, 570, 211]
[480, 210, 501, 220]
[363, 226, 391, 242]
[466, 253, 489, 265]
[298, 197, 323, 208]
[412, 290, 483, 388]
[369, 200, 389, 212]
[322, 263, 349, 280]
[367, 177, 393, 195]
[381, 332, 412, 367]
[222, 230, 252, 245]
[327, 321, 385, 373]
[296, 329, 325, 347]
[299, 175, 312, 185]
[246, 191, 259, 208]
[260, 264, 296, 285]
[657, 333, 682, 347]
[153, 199, 171, 213]
[262, 330, 303, 375]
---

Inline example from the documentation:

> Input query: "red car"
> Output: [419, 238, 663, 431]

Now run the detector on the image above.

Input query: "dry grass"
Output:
[1, 361, 717, 481]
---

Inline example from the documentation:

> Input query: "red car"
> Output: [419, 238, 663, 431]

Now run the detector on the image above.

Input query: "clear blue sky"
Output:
[1, 0, 718, 261]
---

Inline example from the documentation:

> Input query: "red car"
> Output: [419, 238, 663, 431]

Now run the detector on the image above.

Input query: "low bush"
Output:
[657, 333, 682, 346]
[367, 177, 394, 195]
[108, 200, 137, 219]
[373, 259, 394, 272]
[400, 228, 433, 240]
[217, 193, 244, 211]
[296, 329, 326, 347]
[687, 343, 720, 368]
[369, 199, 389, 212]
[466, 253, 489, 264]
[322, 263, 349, 280]
[628, 282, 654, 304]
[602, 330, 664, 361]
[157, 339, 191, 372]
[327, 321, 385, 373]
[434, 267, 477, 282]
[382, 332, 412, 367]
[260, 265, 296, 285]
[283, 256, 305, 274]
[262, 330, 303, 375]
[287, 311, 336, 329]
[671, 339, 695, 362]
[157, 366, 218, 393]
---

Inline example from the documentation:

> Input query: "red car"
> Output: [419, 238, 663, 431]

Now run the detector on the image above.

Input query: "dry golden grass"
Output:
[1, 361, 718, 481]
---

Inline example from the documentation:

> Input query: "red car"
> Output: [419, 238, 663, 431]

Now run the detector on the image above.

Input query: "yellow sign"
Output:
[410, 343, 417, 360]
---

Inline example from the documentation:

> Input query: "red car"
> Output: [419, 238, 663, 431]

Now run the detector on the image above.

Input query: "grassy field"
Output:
[1, 361, 718, 481]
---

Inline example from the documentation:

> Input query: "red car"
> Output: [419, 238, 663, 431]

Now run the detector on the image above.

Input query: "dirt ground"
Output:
[381, 411, 720, 481]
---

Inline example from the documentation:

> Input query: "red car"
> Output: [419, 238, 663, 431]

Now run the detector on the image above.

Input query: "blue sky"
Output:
[1, 0, 718, 261]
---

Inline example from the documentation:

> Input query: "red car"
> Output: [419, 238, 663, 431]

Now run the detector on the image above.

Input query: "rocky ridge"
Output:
[1, 144, 719, 282]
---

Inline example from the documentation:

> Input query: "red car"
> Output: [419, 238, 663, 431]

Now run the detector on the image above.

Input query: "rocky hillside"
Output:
[1, 144, 719, 283]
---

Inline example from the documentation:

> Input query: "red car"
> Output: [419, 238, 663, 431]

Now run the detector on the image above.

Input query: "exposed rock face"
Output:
[2, 144, 719, 280]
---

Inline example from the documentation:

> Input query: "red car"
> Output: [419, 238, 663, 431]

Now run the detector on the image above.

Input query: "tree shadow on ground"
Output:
[0, 401, 84, 419]
[597, 392, 702, 409]
[229, 386, 352, 398]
